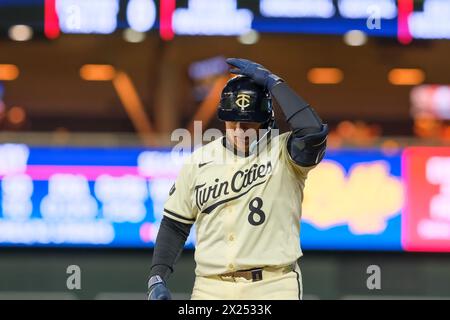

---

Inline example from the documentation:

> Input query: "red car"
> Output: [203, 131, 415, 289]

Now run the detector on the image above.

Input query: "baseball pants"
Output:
[191, 263, 303, 300]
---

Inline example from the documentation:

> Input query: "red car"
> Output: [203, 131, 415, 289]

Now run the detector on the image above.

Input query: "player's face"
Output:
[225, 121, 262, 153]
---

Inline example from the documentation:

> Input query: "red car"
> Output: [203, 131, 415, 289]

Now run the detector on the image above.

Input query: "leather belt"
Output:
[218, 264, 295, 282]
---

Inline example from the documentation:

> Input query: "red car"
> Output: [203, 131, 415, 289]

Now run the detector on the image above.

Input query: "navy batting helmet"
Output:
[217, 76, 273, 123]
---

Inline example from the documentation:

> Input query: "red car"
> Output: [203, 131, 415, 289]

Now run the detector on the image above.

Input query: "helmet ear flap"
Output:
[262, 110, 275, 130]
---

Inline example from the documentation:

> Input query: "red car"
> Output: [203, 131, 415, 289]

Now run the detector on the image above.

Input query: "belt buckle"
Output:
[219, 272, 237, 282]
[251, 268, 263, 282]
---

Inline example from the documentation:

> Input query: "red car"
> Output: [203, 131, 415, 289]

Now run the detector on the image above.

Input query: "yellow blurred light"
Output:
[8, 25, 33, 41]
[123, 28, 146, 43]
[307, 68, 343, 84]
[388, 68, 425, 86]
[336, 120, 356, 138]
[327, 131, 343, 149]
[343, 30, 367, 46]
[80, 64, 116, 81]
[238, 30, 260, 45]
[0, 64, 19, 80]
[413, 115, 441, 138]
[381, 139, 400, 156]
[7, 106, 26, 124]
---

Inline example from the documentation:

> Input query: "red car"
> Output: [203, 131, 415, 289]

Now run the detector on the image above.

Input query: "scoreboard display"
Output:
[0, 144, 195, 248]
[0, 0, 448, 41]
[0, 143, 449, 252]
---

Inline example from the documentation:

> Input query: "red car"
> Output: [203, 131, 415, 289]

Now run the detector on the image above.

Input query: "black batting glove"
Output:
[147, 275, 172, 300]
[226, 58, 283, 90]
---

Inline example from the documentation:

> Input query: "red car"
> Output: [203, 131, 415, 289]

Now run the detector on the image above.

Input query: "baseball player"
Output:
[147, 58, 328, 300]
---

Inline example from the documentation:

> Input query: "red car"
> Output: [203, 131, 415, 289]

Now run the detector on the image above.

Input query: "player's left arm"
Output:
[226, 58, 328, 167]
[271, 82, 328, 167]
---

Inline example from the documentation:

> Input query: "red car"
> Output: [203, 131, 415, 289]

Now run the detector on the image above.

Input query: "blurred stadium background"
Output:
[0, 0, 450, 300]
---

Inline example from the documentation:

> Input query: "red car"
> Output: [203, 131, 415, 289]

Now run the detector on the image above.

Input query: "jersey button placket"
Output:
[225, 165, 237, 273]
[224, 204, 235, 272]
[226, 206, 238, 274]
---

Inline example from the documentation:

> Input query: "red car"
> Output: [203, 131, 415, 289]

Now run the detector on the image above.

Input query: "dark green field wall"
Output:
[0, 250, 449, 300]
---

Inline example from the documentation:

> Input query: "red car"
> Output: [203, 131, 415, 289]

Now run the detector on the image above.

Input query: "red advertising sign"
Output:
[402, 147, 450, 252]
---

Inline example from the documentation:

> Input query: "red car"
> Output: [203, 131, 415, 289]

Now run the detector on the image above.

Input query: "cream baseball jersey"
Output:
[163, 132, 315, 277]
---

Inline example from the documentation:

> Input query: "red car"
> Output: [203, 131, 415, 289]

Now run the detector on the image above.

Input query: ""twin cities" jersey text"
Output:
[195, 161, 273, 213]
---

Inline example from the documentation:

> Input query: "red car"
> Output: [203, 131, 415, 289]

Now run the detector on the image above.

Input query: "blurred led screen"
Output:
[2, 143, 449, 252]
[301, 149, 403, 251]
[402, 147, 450, 252]
[0, 144, 195, 248]
[0, 0, 449, 40]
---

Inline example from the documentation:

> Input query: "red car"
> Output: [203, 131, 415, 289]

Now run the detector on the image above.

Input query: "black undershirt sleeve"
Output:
[270, 82, 323, 133]
[149, 216, 192, 281]
[270, 81, 328, 166]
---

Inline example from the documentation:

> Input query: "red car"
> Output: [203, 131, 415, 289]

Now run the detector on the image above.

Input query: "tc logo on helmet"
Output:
[235, 93, 251, 110]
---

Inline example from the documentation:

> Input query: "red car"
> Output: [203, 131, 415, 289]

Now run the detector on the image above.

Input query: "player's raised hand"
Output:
[147, 275, 172, 300]
[226, 58, 283, 90]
